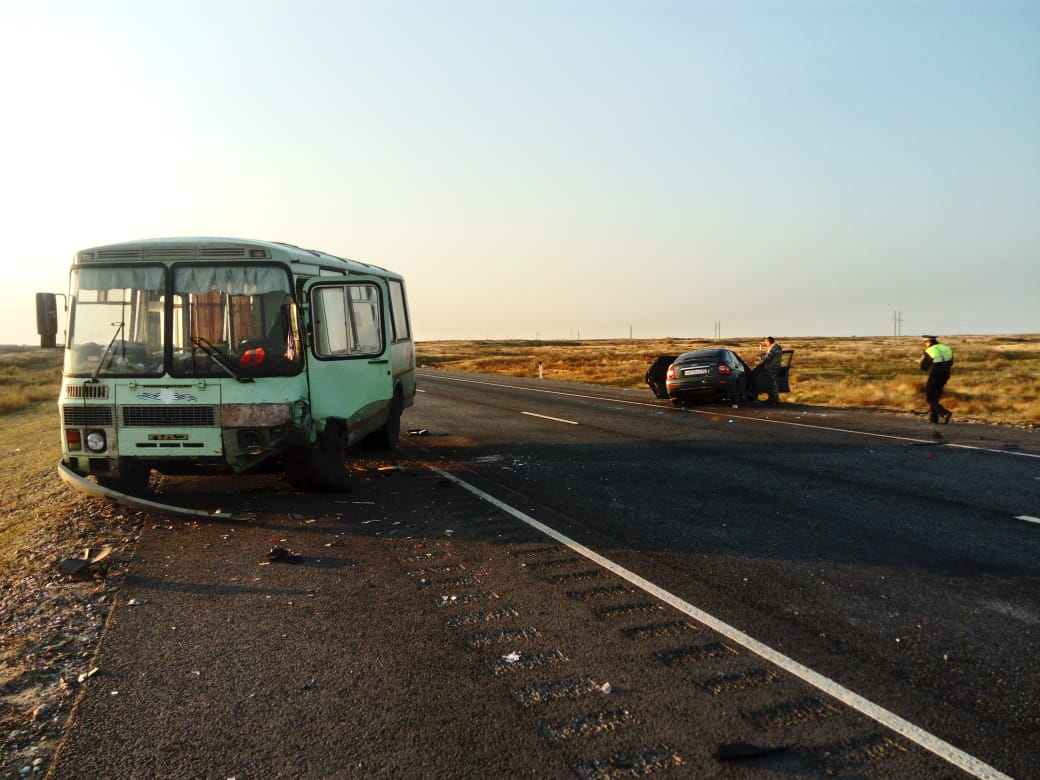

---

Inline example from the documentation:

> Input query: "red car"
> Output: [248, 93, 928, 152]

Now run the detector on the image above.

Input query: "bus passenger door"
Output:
[303, 278, 392, 444]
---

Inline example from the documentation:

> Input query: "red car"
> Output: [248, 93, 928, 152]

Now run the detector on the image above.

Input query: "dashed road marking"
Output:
[521, 410, 579, 425]
[1015, 515, 1040, 525]
[434, 466, 1014, 780]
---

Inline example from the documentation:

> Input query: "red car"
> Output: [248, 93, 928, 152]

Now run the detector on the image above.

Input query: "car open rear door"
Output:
[645, 354, 678, 399]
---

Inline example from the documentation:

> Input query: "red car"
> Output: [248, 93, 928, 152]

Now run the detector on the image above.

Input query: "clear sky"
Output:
[2, 0, 1037, 345]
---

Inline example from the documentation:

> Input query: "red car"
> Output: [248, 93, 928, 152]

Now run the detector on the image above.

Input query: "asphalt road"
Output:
[49, 371, 1039, 779]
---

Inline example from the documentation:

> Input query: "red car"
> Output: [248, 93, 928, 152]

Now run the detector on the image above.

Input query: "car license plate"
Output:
[683, 367, 708, 376]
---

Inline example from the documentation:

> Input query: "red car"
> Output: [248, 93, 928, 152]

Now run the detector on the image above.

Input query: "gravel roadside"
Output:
[1, 403, 146, 780]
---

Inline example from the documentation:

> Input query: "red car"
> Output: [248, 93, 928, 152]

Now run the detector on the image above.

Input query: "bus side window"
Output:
[348, 284, 382, 355]
[312, 283, 383, 357]
[389, 280, 410, 342]
[313, 286, 345, 356]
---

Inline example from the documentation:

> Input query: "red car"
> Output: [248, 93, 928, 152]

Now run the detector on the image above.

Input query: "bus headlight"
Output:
[85, 430, 107, 453]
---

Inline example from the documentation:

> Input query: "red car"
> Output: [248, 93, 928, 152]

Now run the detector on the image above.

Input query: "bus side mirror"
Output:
[36, 292, 59, 348]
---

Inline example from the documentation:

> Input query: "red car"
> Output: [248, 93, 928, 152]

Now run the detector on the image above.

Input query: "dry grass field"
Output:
[416, 334, 1040, 427]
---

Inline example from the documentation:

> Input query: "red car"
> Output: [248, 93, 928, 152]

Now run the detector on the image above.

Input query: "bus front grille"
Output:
[120, 405, 216, 427]
[63, 406, 115, 426]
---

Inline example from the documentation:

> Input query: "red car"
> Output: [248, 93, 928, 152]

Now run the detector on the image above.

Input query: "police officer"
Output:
[919, 335, 953, 424]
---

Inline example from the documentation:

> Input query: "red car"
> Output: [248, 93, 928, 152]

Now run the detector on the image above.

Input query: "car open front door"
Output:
[751, 349, 795, 396]
[777, 349, 793, 393]
[303, 276, 393, 444]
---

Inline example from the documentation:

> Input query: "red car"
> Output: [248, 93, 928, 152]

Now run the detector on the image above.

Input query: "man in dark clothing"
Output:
[919, 335, 953, 424]
[760, 337, 782, 403]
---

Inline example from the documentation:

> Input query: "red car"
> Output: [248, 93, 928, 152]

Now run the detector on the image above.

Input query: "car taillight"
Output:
[666, 365, 675, 380]
[718, 363, 731, 374]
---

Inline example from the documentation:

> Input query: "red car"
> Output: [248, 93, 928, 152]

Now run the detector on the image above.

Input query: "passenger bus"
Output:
[36, 237, 415, 492]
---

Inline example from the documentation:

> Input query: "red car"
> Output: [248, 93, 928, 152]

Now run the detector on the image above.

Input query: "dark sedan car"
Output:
[645, 348, 793, 405]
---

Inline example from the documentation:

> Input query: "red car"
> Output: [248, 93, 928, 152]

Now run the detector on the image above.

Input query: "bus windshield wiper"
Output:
[191, 336, 254, 382]
[89, 321, 125, 383]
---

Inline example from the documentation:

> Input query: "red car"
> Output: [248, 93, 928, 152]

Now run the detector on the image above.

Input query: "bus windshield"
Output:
[65, 265, 166, 377]
[64, 263, 302, 379]
[171, 265, 301, 378]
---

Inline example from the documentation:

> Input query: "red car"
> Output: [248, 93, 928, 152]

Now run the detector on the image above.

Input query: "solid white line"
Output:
[1015, 515, 1040, 525]
[521, 411, 579, 425]
[433, 466, 1013, 780]
[418, 371, 1040, 459]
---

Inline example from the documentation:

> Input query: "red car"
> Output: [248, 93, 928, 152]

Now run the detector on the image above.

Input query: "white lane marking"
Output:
[521, 411, 579, 425]
[418, 372, 1040, 459]
[1015, 515, 1040, 525]
[432, 466, 1013, 780]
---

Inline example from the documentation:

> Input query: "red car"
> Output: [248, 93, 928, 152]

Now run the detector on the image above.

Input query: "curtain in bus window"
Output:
[76, 266, 164, 292]
[174, 266, 289, 295]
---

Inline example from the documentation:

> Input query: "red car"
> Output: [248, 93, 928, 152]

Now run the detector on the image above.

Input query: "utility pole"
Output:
[893, 310, 904, 339]
[714, 321, 721, 339]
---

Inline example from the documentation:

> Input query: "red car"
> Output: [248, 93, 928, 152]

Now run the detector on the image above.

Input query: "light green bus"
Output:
[37, 237, 415, 492]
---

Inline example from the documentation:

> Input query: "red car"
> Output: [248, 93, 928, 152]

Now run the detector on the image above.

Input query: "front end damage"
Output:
[59, 383, 313, 487]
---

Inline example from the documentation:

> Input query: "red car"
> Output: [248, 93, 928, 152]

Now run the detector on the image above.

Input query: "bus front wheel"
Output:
[366, 393, 402, 451]
[285, 425, 349, 492]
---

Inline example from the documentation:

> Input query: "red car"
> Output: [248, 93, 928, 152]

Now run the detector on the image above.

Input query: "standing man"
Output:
[919, 335, 954, 424]
[760, 336, 783, 404]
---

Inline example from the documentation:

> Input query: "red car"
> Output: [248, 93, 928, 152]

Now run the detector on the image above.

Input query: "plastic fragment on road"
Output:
[266, 545, 303, 564]
[58, 545, 113, 575]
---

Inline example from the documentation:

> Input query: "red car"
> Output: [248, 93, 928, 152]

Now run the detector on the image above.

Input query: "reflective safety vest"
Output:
[926, 343, 953, 363]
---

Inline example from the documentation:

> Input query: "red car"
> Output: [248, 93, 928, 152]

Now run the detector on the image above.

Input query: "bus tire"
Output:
[366, 392, 402, 451]
[285, 425, 350, 492]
